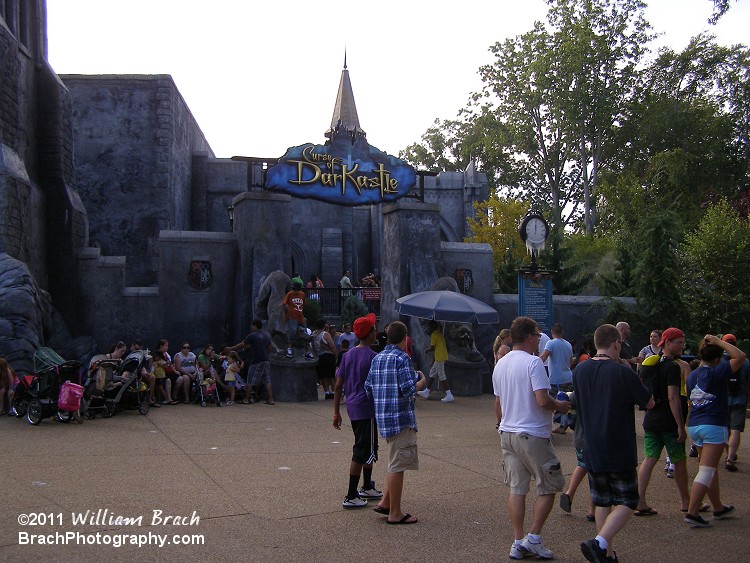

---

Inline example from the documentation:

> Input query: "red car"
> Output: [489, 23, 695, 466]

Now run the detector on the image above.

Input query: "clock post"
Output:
[517, 213, 553, 334]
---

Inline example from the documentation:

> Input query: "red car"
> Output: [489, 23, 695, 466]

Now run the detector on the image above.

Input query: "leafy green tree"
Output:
[467, 0, 651, 233]
[465, 195, 529, 292]
[538, 227, 591, 295]
[632, 205, 688, 329]
[680, 199, 750, 334]
[708, 0, 738, 24]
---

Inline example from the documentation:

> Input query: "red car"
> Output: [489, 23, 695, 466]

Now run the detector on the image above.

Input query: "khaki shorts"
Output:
[386, 428, 419, 472]
[429, 361, 447, 381]
[501, 431, 565, 496]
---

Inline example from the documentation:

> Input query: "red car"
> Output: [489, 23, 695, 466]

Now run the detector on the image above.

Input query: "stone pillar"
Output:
[381, 200, 442, 327]
[232, 191, 291, 336]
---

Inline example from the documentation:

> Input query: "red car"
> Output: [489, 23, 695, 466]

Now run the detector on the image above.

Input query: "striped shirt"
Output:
[365, 344, 419, 439]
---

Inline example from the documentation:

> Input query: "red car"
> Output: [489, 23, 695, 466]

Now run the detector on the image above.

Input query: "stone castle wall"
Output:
[61, 75, 214, 287]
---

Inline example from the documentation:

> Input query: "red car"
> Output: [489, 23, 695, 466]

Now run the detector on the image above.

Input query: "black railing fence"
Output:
[304, 287, 381, 318]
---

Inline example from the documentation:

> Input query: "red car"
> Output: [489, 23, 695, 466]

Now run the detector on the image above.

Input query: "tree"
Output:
[469, 0, 651, 234]
[632, 205, 688, 329]
[546, 0, 652, 233]
[708, 0, 738, 24]
[680, 199, 750, 335]
[465, 195, 529, 292]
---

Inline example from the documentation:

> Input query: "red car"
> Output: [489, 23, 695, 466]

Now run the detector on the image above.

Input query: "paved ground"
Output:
[0, 392, 747, 562]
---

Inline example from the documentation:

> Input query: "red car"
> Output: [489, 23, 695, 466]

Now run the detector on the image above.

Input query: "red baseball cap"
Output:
[722, 334, 737, 344]
[658, 327, 685, 347]
[353, 313, 376, 340]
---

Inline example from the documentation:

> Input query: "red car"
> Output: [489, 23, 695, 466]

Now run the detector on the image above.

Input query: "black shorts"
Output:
[155, 378, 166, 387]
[351, 418, 378, 465]
[587, 468, 639, 509]
[316, 353, 336, 380]
[729, 404, 746, 431]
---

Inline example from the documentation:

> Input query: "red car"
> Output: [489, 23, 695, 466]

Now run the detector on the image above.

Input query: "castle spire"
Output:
[325, 54, 366, 142]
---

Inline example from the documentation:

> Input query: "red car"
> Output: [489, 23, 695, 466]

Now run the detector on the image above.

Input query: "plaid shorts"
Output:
[247, 361, 271, 386]
[587, 468, 639, 509]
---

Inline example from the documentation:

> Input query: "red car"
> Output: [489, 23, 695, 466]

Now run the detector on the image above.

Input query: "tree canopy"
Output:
[400, 0, 750, 337]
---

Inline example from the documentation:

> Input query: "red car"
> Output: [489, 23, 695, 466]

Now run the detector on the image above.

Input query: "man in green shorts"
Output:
[635, 327, 691, 515]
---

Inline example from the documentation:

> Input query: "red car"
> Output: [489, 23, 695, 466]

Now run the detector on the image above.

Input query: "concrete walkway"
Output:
[0, 393, 746, 562]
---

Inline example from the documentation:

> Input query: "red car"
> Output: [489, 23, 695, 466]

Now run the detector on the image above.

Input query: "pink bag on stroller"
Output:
[58, 381, 84, 412]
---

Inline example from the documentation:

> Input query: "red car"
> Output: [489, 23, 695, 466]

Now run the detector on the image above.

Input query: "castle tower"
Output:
[325, 53, 367, 145]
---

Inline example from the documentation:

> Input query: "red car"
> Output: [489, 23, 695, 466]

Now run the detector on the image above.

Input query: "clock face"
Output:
[525, 217, 547, 244]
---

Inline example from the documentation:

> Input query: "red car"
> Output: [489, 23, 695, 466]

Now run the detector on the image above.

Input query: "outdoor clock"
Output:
[519, 213, 549, 252]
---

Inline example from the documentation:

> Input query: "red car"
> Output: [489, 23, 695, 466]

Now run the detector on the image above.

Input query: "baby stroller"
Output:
[81, 350, 151, 419]
[17, 347, 84, 425]
[194, 366, 222, 407]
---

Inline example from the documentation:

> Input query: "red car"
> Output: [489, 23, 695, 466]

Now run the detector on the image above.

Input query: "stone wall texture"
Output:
[61, 75, 214, 287]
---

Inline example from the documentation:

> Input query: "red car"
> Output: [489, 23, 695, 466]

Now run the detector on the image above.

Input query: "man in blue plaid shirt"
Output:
[365, 321, 426, 524]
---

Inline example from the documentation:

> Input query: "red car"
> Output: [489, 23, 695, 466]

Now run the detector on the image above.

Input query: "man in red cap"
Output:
[332, 313, 383, 509]
[723, 334, 750, 471]
[635, 327, 691, 515]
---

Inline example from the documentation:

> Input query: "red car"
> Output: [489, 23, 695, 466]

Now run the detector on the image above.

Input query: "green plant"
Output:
[340, 296, 370, 327]
[303, 299, 322, 327]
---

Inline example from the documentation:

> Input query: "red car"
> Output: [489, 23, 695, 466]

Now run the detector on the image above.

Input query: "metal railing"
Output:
[304, 287, 381, 318]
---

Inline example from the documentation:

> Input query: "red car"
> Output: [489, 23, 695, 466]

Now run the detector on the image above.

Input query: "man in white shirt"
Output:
[493, 316, 569, 560]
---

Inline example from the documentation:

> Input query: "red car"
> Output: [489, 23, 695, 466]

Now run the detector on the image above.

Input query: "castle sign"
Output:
[266, 143, 416, 205]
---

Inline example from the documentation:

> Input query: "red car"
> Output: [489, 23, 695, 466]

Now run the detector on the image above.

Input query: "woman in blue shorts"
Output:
[683, 334, 747, 527]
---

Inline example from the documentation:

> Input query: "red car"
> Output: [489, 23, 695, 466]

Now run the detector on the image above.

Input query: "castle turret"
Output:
[325, 53, 366, 144]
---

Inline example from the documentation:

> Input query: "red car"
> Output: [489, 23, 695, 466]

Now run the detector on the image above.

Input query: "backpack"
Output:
[640, 354, 670, 404]
[728, 370, 743, 395]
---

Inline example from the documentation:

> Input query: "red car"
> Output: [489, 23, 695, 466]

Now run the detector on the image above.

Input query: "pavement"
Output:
[0, 392, 747, 562]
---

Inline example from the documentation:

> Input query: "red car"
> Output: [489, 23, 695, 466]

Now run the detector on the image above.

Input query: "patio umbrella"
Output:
[395, 290, 499, 324]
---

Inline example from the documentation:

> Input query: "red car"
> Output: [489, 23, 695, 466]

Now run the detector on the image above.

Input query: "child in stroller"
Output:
[194, 356, 223, 408]
[82, 343, 151, 418]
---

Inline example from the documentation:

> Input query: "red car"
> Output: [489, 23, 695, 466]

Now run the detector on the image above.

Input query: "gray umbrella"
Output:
[395, 290, 499, 324]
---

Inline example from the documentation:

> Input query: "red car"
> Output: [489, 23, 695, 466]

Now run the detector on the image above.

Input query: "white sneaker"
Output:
[416, 389, 430, 399]
[519, 537, 553, 560]
[358, 482, 383, 499]
[441, 391, 455, 403]
[509, 542, 534, 560]
[342, 496, 368, 509]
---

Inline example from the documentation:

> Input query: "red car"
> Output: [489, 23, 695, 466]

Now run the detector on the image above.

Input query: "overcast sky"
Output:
[46, 0, 749, 159]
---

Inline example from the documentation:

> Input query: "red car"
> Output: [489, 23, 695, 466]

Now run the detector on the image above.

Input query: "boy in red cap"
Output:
[635, 327, 691, 515]
[332, 313, 383, 509]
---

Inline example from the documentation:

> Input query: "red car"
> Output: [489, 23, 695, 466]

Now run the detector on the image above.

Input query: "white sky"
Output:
[46, 0, 749, 159]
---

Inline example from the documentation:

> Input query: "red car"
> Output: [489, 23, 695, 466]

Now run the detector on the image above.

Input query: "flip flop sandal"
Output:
[726, 459, 738, 472]
[387, 513, 418, 525]
[373, 506, 390, 515]
[633, 508, 658, 516]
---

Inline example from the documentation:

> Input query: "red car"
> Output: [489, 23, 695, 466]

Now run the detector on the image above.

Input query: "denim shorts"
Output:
[688, 424, 728, 447]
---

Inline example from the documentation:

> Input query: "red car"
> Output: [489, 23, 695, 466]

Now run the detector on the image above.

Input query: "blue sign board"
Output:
[518, 274, 553, 334]
[266, 142, 416, 206]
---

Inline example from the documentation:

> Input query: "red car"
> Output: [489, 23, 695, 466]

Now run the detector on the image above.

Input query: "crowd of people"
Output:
[488, 318, 748, 562]
[3, 305, 748, 561]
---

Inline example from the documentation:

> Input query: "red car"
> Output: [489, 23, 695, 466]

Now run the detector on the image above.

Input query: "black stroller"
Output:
[81, 350, 151, 419]
[14, 347, 84, 425]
